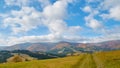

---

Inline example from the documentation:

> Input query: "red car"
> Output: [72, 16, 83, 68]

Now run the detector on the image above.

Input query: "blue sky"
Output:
[0, 0, 120, 46]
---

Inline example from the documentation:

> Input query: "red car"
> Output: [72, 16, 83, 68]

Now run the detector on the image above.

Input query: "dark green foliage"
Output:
[0, 50, 59, 63]
[11, 50, 57, 59]
[0, 51, 13, 63]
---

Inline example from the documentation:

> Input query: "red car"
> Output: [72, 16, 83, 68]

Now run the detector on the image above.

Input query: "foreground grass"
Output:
[93, 50, 120, 68]
[0, 50, 120, 68]
[0, 54, 85, 68]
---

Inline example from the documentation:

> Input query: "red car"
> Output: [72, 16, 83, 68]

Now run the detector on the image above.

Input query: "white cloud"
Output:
[84, 0, 120, 30]
[47, 20, 67, 35]
[83, 6, 92, 13]
[100, 0, 120, 10]
[0, 33, 118, 46]
[0, 34, 78, 46]
[86, 0, 101, 3]
[3, 7, 42, 34]
[43, 0, 67, 20]
[3, 0, 79, 35]
[0, 39, 6, 46]
[0, 0, 83, 46]
[90, 34, 120, 43]
[108, 6, 120, 21]
[7, 35, 56, 46]
[101, 6, 120, 21]
[83, 6, 102, 29]
[85, 16, 102, 29]
[100, 0, 120, 21]
[67, 26, 81, 34]
[0, 34, 9, 46]
[4, 0, 30, 7]
[100, 7, 120, 21]
[38, 0, 50, 8]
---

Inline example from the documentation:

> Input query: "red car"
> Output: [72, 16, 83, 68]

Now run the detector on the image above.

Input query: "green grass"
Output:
[0, 50, 120, 68]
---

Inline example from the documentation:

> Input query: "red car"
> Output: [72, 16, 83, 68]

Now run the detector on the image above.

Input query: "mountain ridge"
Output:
[1, 40, 120, 52]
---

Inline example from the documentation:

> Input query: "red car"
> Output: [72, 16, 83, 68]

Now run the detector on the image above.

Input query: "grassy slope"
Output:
[0, 50, 120, 68]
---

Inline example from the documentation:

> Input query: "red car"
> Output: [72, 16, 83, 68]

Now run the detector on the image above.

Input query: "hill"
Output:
[0, 50, 120, 68]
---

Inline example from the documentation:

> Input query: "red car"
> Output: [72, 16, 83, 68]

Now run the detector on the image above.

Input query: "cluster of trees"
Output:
[11, 50, 56, 59]
[0, 50, 60, 63]
[0, 51, 13, 63]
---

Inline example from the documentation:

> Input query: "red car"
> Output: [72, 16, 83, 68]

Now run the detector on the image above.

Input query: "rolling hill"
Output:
[0, 50, 120, 68]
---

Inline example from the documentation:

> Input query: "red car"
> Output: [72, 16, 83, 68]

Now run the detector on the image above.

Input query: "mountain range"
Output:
[1, 40, 120, 53]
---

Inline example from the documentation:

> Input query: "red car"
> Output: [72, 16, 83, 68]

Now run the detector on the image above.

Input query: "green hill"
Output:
[0, 50, 120, 68]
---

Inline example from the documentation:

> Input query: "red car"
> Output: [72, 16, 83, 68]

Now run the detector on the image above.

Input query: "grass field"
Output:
[0, 50, 120, 68]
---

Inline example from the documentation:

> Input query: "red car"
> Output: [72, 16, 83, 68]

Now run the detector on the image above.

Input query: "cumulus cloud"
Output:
[4, 0, 30, 7]
[3, 0, 79, 35]
[86, 0, 101, 3]
[109, 6, 120, 21]
[84, 0, 120, 30]
[85, 18, 102, 29]
[83, 6, 92, 13]
[3, 7, 42, 34]
[83, 6, 102, 29]
[38, 0, 50, 7]
[101, 6, 120, 21]
[43, 1, 67, 20]
[100, 0, 120, 10]
[83, 0, 120, 42]
[0, 0, 82, 46]
[100, 0, 120, 21]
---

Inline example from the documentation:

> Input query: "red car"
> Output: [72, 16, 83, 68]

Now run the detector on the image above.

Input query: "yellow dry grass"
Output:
[0, 50, 120, 68]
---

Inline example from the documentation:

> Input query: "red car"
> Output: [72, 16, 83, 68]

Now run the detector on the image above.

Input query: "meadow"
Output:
[0, 50, 120, 68]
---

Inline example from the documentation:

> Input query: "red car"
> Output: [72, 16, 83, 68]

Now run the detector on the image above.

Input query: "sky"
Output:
[0, 0, 120, 46]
